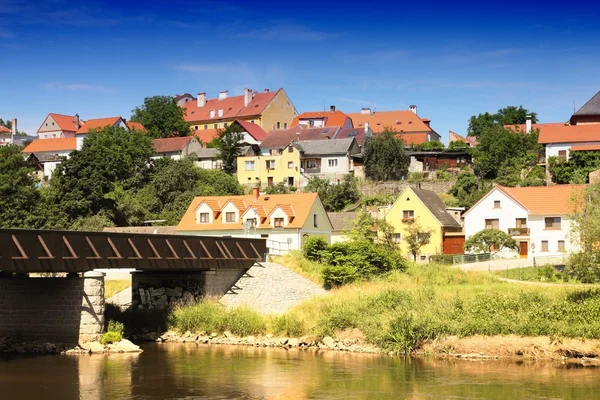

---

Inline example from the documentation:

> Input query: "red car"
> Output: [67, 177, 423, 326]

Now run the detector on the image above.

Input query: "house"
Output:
[194, 148, 222, 170]
[21, 137, 77, 180]
[449, 130, 477, 147]
[37, 113, 84, 139]
[75, 116, 130, 150]
[151, 136, 203, 160]
[192, 119, 268, 147]
[570, 90, 600, 125]
[407, 149, 472, 173]
[260, 124, 370, 153]
[328, 212, 357, 243]
[176, 190, 333, 252]
[291, 106, 353, 129]
[126, 121, 146, 132]
[181, 88, 297, 133]
[463, 184, 584, 259]
[347, 106, 441, 145]
[174, 93, 196, 107]
[236, 142, 302, 187]
[0, 121, 36, 147]
[383, 187, 463, 259]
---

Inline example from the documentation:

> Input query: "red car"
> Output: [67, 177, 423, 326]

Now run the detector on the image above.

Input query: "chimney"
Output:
[253, 187, 260, 202]
[197, 92, 206, 107]
[219, 90, 228, 100]
[11, 118, 17, 136]
[361, 107, 371, 115]
[526, 115, 532, 133]
[409, 105, 417, 115]
[296, 132, 300, 141]
[264, 88, 270, 93]
[75, 114, 79, 128]
[364, 122, 369, 134]
[244, 88, 253, 107]
[330, 105, 336, 112]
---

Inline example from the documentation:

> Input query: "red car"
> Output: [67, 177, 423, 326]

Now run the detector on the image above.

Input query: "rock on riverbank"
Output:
[0, 337, 142, 355]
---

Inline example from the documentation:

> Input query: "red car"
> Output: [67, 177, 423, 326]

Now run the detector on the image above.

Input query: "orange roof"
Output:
[152, 136, 194, 153]
[38, 113, 83, 133]
[571, 144, 600, 151]
[126, 121, 146, 132]
[22, 138, 77, 153]
[176, 192, 321, 231]
[506, 123, 600, 144]
[291, 110, 352, 128]
[0, 126, 10, 133]
[194, 129, 219, 144]
[449, 130, 477, 146]
[76, 117, 122, 135]
[347, 110, 436, 134]
[398, 133, 429, 145]
[182, 89, 279, 123]
[496, 184, 586, 215]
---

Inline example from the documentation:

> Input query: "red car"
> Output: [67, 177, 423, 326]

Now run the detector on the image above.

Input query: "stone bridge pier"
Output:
[0, 271, 104, 345]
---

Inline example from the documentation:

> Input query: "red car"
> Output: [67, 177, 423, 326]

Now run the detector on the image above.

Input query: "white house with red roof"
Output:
[37, 113, 84, 139]
[463, 185, 583, 260]
[291, 106, 354, 129]
[22, 138, 78, 180]
[75, 116, 128, 150]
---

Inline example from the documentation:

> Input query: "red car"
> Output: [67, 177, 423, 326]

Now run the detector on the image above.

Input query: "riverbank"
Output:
[0, 337, 142, 355]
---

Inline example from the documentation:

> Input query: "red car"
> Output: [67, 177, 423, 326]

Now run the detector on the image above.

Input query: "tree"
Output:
[304, 175, 360, 212]
[468, 106, 538, 137]
[404, 220, 432, 261]
[131, 96, 190, 138]
[265, 182, 297, 194]
[363, 128, 410, 181]
[415, 140, 444, 151]
[215, 124, 244, 174]
[464, 229, 518, 254]
[448, 140, 469, 151]
[449, 169, 490, 208]
[548, 151, 600, 184]
[0, 145, 41, 228]
[347, 210, 377, 243]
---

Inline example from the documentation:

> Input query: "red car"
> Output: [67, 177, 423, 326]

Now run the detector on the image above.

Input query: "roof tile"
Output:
[182, 90, 279, 122]
[347, 110, 437, 135]
[507, 123, 600, 144]
[497, 184, 585, 215]
[22, 138, 77, 153]
[291, 110, 352, 128]
[152, 136, 194, 153]
[76, 117, 122, 135]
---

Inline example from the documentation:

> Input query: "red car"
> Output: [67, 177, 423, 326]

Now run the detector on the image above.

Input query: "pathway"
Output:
[106, 287, 132, 310]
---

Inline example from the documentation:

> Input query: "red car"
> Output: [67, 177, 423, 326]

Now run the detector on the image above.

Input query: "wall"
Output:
[132, 270, 247, 310]
[257, 89, 297, 132]
[236, 145, 301, 187]
[0, 272, 104, 344]
[527, 215, 576, 258]
[545, 142, 600, 161]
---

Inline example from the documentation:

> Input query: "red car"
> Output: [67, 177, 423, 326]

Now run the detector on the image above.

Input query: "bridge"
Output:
[0, 229, 266, 345]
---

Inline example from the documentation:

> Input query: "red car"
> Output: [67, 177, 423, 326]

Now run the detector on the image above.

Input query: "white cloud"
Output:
[44, 82, 115, 94]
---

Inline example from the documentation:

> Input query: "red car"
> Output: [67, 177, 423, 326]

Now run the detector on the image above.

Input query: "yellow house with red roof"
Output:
[182, 88, 297, 134]
[176, 191, 333, 252]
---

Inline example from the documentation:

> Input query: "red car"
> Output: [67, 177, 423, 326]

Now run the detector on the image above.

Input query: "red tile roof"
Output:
[260, 126, 340, 148]
[0, 126, 10, 133]
[506, 123, 600, 144]
[194, 129, 220, 144]
[570, 144, 600, 151]
[38, 113, 83, 133]
[347, 110, 436, 134]
[449, 130, 477, 146]
[152, 136, 194, 153]
[126, 121, 146, 132]
[335, 127, 368, 145]
[76, 117, 122, 135]
[496, 184, 585, 215]
[235, 119, 267, 141]
[182, 89, 279, 123]
[291, 110, 352, 128]
[22, 138, 77, 153]
[398, 133, 430, 145]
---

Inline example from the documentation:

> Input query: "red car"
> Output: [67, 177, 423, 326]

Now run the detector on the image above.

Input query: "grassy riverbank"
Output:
[492, 265, 581, 284]
[164, 252, 600, 355]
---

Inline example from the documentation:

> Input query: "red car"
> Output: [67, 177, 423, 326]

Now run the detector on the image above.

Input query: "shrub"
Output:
[101, 320, 124, 344]
[168, 301, 228, 333]
[436, 170, 451, 181]
[303, 236, 328, 262]
[429, 254, 454, 265]
[226, 306, 267, 336]
[271, 314, 306, 337]
[322, 264, 360, 289]
[383, 313, 437, 355]
[567, 252, 600, 283]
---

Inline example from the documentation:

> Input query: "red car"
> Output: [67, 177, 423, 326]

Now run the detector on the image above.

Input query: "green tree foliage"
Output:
[449, 169, 491, 208]
[468, 106, 538, 137]
[448, 140, 469, 151]
[303, 236, 329, 262]
[131, 95, 190, 138]
[264, 182, 297, 194]
[303, 175, 360, 212]
[363, 128, 410, 181]
[70, 215, 116, 232]
[548, 151, 600, 184]
[404, 220, 433, 261]
[567, 183, 600, 282]
[464, 229, 518, 254]
[0, 118, 25, 135]
[215, 124, 245, 175]
[415, 140, 444, 151]
[347, 210, 377, 243]
[0, 145, 40, 228]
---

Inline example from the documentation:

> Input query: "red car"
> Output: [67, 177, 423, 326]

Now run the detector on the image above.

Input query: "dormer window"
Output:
[225, 212, 236, 223]
[199, 213, 209, 223]
[274, 217, 284, 228]
[218, 109, 223, 117]
[210, 110, 215, 118]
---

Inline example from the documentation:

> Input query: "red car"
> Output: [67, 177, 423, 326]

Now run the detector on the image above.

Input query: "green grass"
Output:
[101, 320, 124, 344]
[272, 251, 325, 286]
[105, 280, 131, 298]
[492, 265, 581, 284]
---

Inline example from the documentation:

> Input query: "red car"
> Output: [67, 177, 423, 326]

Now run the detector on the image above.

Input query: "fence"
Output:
[451, 253, 491, 265]
[266, 239, 291, 256]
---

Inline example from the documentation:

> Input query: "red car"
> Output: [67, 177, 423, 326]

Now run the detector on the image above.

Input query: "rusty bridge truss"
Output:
[0, 229, 266, 273]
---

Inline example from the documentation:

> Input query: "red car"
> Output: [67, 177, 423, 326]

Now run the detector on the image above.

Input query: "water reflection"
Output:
[1, 344, 599, 399]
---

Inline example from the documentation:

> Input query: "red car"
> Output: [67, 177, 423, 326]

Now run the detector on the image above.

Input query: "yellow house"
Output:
[237, 143, 301, 188]
[384, 187, 462, 260]
[181, 88, 298, 133]
[176, 190, 333, 252]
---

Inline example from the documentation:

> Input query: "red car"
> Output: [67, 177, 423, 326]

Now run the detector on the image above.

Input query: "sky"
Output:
[2, 0, 600, 140]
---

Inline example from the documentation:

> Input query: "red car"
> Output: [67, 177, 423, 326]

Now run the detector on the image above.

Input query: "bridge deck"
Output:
[0, 229, 266, 273]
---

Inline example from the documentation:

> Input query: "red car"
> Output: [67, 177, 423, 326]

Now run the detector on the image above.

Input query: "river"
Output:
[1, 343, 598, 399]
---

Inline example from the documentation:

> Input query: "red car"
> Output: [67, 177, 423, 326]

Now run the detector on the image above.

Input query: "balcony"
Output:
[508, 227, 530, 236]
[303, 167, 321, 174]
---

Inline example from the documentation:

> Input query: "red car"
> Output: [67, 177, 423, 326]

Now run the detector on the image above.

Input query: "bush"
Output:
[168, 301, 228, 333]
[383, 313, 437, 355]
[303, 236, 328, 262]
[101, 320, 124, 344]
[567, 252, 600, 283]
[436, 170, 451, 181]
[322, 264, 360, 289]
[429, 254, 454, 265]
[271, 314, 306, 337]
[226, 306, 267, 336]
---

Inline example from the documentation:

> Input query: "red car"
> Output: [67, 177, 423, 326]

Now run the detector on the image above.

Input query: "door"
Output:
[267, 177, 274, 186]
[519, 242, 528, 258]
[443, 235, 465, 255]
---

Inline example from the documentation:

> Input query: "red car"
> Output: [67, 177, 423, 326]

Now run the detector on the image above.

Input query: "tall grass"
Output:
[272, 251, 325, 286]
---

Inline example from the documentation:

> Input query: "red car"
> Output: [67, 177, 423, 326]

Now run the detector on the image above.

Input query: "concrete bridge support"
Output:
[0, 271, 105, 344]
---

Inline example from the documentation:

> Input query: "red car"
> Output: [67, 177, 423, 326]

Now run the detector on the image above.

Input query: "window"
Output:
[284, 123, 288, 129]
[328, 159, 338, 168]
[204, 125, 208, 130]
[245, 161, 255, 171]
[485, 219, 499, 230]
[288, 176, 294, 186]
[274, 217, 284, 228]
[288, 146, 293, 153]
[266, 160, 275, 170]
[541, 240, 549, 252]
[225, 212, 236, 223]
[218, 109, 223, 117]
[210, 110, 215, 118]
[558, 240, 566, 252]
[278, 149, 283, 155]
[402, 210, 415, 221]
[545, 217, 561, 230]
[558, 150, 567, 160]
[494, 200, 501, 209]
[246, 218, 256, 228]
[195, 126, 198, 130]
[288, 161, 294, 169]
[199, 213, 209, 223]
[213, 123, 217, 129]
[516, 218, 527, 228]
[313, 213, 318, 228]
[277, 122, 281, 129]
[224, 122, 228, 128]
[392, 233, 401, 243]
[251, 120, 255, 124]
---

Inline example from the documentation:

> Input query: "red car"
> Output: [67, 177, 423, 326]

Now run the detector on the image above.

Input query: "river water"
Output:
[1, 343, 598, 399]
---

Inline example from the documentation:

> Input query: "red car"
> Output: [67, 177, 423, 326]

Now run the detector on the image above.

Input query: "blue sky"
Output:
[2, 0, 600, 140]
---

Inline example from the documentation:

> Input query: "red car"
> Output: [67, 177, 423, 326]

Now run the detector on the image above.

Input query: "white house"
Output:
[295, 138, 361, 185]
[151, 136, 203, 161]
[463, 184, 584, 259]
[176, 190, 333, 253]
[22, 137, 77, 180]
[75, 117, 129, 150]
[37, 113, 84, 139]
